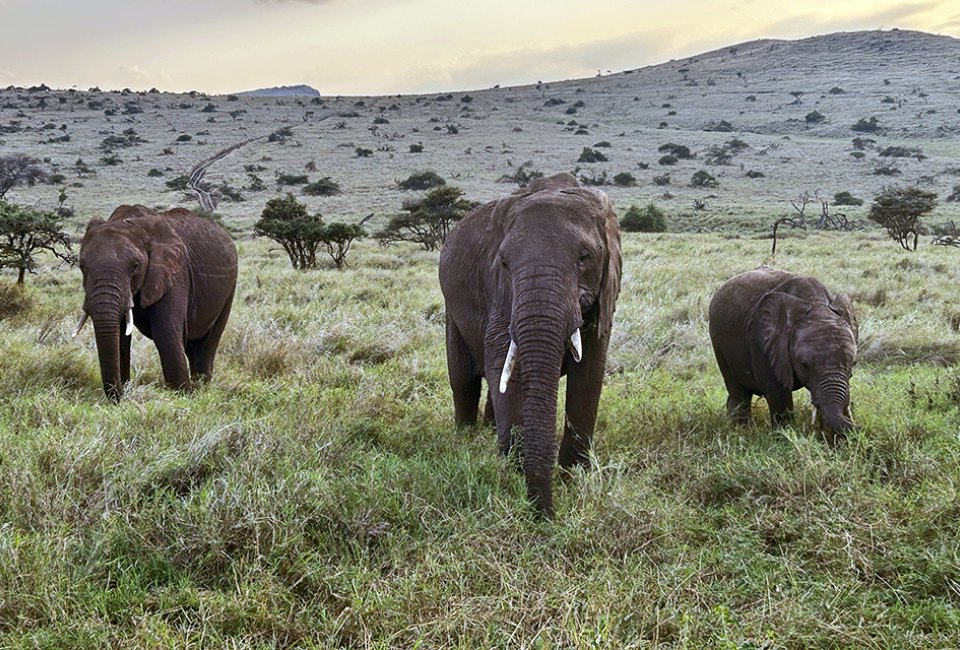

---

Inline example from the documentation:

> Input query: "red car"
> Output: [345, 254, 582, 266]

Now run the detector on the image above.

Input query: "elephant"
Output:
[439, 173, 621, 517]
[75, 205, 238, 401]
[708, 266, 858, 439]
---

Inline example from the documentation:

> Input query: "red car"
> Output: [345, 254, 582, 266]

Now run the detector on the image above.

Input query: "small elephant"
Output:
[439, 173, 621, 517]
[76, 205, 238, 401]
[708, 266, 858, 438]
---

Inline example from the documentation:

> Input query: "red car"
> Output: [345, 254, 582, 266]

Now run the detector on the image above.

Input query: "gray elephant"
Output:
[76, 205, 238, 401]
[708, 266, 858, 439]
[439, 173, 621, 517]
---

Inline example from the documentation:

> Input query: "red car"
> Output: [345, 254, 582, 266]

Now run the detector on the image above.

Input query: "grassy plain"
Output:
[1, 230, 959, 648]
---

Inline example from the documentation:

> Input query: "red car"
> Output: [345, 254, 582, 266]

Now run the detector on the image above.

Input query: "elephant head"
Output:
[78, 206, 186, 400]
[495, 175, 621, 515]
[751, 287, 858, 437]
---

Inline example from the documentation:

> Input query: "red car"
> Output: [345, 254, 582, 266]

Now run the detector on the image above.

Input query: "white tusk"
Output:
[499, 339, 518, 394]
[125, 308, 134, 336]
[569, 328, 582, 363]
[811, 406, 818, 425]
[845, 403, 854, 424]
[71, 312, 88, 338]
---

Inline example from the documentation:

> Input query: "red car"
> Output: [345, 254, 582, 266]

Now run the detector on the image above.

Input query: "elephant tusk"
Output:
[811, 406, 818, 425]
[569, 328, 582, 363]
[71, 312, 88, 338]
[499, 339, 518, 394]
[125, 308, 134, 337]
[845, 403, 854, 424]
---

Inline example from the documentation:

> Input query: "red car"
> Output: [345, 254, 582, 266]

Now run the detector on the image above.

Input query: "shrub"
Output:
[377, 186, 473, 251]
[320, 222, 365, 269]
[658, 154, 678, 166]
[833, 191, 864, 206]
[657, 143, 693, 159]
[303, 177, 341, 196]
[176, 134, 192, 142]
[577, 147, 607, 163]
[0, 199, 74, 285]
[868, 186, 937, 251]
[497, 161, 543, 188]
[409, 143, 424, 153]
[398, 171, 445, 191]
[746, 170, 765, 178]
[593, 141, 612, 148]
[653, 174, 671, 186]
[852, 117, 881, 133]
[880, 146, 925, 160]
[277, 173, 309, 186]
[0, 154, 47, 199]
[355, 147, 373, 158]
[947, 185, 960, 203]
[805, 111, 826, 124]
[253, 194, 325, 269]
[851, 137, 875, 150]
[704, 120, 734, 132]
[620, 203, 667, 232]
[165, 175, 191, 191]
[147, 168, 164, 178]
[613, 172, 636, 187]
[690, 170, 718, 188]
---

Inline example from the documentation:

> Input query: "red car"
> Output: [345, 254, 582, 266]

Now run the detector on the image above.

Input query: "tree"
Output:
[320, 222, 365, 269]
[868, 186, 937, 251]
[0, 154, 47, 199]
[377, 186, 473, 251]
[0, 200, 74, 285]
[254, 194, 325, 269]
[620, 203, 667, 232]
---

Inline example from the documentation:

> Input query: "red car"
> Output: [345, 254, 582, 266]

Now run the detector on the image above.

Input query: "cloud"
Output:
[395, 30, 676, 93]
[761, 1, 942, 37]
[109, 65, 172, 90]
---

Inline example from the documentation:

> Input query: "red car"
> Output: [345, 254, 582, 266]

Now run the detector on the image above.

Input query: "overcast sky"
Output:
[1, 0, 956, 95]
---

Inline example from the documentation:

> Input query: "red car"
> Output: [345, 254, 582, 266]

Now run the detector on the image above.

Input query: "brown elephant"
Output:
[76, 205, 238, 401]
[439, 173, 621, 517]
[708, 266, 858, 439]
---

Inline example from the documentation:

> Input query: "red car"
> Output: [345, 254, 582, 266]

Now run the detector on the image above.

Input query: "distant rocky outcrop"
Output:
[235, 84, 320, 97]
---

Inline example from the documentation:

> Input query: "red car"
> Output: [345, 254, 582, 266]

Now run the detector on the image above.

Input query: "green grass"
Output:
[1, 232, 959, 647]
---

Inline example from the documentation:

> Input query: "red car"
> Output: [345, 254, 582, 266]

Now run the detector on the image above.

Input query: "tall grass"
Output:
[0, 232, 958, 647]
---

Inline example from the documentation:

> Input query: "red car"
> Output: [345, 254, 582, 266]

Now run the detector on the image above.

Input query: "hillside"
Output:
[1, 29, 959, 232]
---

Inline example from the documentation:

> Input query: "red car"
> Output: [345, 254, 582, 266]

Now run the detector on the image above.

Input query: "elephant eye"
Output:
[130, 260, 141, 271]
[578, 251, 590, 265]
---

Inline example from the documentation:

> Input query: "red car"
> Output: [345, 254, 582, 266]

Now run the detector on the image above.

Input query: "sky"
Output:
[0, 0, 957, 95]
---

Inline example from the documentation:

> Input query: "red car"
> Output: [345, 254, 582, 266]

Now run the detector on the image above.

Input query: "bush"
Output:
[398, 171, 445, 191]
[0, 200, 74, 285]
[746, 170, 765, 179]
[880, 146, 925, 160]
[409, 143, 424, 153]
[0, 154, 47, 199]
[653, 174, 671, 186]
[165, 175, 191, 191]
[303, 177, 342, 196]
[657, 143, 693, 159]
[658, 154, 678, 166]
[497, 161, 543, 188]
[704, 120, 734, 132]
[254, 194, 325, 269]
[612, 172, 636, 187]
[690, 170, 718, 188]
[377, 186, 473, 251]
[868, 186, 937, 251]
[355, 147, 373, 158]
[833, 191, 864, 206]
[320, 222, 365, 269]
[852, 117, 881, 133]
[147, 168, 164, 177]
[277, 173, 309, 186]
[620, 203, 667, 233]
[805, 111, 826, 124]
[577, 147, 607, 163]
[947, 185, 960, 203]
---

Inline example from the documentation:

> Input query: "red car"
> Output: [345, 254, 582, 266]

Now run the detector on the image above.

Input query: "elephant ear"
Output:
[750, 291, 806, 390]
[829, 292, 858, 342]
[596, 196, 622, 338]
[140, 219, 187, 308]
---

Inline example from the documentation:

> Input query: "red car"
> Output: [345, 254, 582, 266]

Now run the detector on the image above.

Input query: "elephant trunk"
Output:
[87, 283, 131, 402]
[812, 372, 854, 437]
[512, 268, 577, 518]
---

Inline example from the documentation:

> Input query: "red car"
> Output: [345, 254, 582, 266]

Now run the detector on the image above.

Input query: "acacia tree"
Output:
[254, 194, 325, 269]
[376, 185, 474, 251]
[0, 154, 47, 199]
[320, 222, 365, 269]
[0, 200, 74, 285]
[868, 186, 937, 251]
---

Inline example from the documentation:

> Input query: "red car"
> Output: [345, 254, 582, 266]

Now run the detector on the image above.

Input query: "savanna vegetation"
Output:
[1, 229, 959, 647]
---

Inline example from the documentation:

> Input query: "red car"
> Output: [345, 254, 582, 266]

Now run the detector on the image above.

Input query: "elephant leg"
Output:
[726, 390, 753, 425]
[559, 331, 607, 471]
[482, 391, 495, 426]
[766, 389, 794, 428]
[120, 332, 132, 385]
[186, 293, 234, 382]
[152, 324, 191, 392]
[446, 316, 481, 427]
